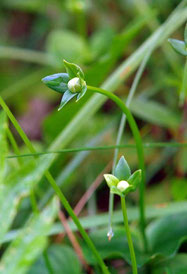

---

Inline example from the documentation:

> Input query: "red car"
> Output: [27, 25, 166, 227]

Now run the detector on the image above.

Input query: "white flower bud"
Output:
[117, 180, 130, 192]
[68, 77, 81, 93]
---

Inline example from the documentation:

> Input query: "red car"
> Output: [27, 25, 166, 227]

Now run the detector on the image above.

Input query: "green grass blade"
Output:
[0, 111, 7, 183]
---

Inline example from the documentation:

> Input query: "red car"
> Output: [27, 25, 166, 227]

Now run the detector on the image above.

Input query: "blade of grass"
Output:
[6, 128, 23, 165]
[0, 111, 8, 182]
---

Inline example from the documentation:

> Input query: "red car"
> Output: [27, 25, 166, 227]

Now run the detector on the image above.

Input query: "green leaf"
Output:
[42, 73, 70, 94]
[63, 59, 84, 79]
[114, 156, 131, 181]
[58, 90, 76, 111]
[128, 170, 142, 190]
[0, 198, 58, 274]
[184, 23, 187, 46]
[152, 254, 187, 274]
[28, 245, 81, 274]
[147, 212, 187, 257]
[0, 111, 7, 182]
[46, 30, 90, 67]
[168, 38, 187, 56]
[104, 174, 119, 188]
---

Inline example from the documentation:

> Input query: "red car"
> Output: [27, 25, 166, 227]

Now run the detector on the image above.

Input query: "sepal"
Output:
[114, 156, 131, 181]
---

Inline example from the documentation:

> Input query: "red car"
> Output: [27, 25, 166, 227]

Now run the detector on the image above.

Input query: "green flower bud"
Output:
[117, 180, 130, 192]
[68, 77, 82, 93]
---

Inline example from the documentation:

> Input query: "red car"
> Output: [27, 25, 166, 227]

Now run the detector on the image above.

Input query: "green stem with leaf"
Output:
[121, 197, 137, 274]
[87, 85, 147, 251]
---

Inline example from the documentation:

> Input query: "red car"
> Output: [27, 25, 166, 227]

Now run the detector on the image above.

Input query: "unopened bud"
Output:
[68, 77, 82, 93]
[117, 180, 130, 192]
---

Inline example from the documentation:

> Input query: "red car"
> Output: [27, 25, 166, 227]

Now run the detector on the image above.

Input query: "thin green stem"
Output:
[0, 96, 109, 274]
[109, 51, 151, 241]
[121, 197, 137, 274]
[5, 141, 187, 159]
[87, 85, 148, 251]
[107, 192, 114, 240]
[112, 50, 152, 170]
[179, 58, 187, 106]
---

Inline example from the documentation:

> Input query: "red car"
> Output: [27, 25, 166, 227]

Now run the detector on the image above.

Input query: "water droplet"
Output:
[107, 228, 114, 241]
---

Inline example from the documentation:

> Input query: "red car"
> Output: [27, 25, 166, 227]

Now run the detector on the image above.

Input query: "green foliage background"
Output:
[0, 0, 187, 273]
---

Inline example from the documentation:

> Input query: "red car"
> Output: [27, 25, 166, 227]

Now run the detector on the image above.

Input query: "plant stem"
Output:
[121, 197, 137, 274]
[0, 96, 109, 274]
[87, 85, 148, 251]
[5, 141, 187, 159]
[179, 58, 187, 106]
[109, 50, 151, 241]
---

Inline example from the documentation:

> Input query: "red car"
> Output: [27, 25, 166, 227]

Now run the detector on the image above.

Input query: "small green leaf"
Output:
[184, 23, 187, 46]
[168, 38, 187, 56]
[58, 90, 76, 111]
[128, 169, 142, 190]
[63, 60, 84, 79]
[110, 186, 124, 197]
[103, 174, 119, 188]
[114, 156, 131, 180]
[42, 73, 70, 94]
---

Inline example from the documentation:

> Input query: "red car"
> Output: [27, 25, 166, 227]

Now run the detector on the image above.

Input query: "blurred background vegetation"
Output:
[0, 0, 187, 273]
